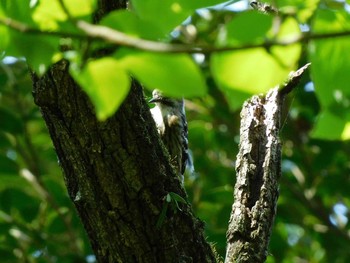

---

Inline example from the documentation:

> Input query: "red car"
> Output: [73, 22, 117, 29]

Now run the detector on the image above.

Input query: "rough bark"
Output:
[31, 58, 215, 262]
[30, 2, 216, 262]
[225, 64, 310, 263]
[225, 88, 281, 263]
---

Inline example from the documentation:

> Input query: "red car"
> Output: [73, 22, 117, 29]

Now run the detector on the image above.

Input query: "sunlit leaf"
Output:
[269, 17, 301, 68]
[271, 0, 319, 23]
[0, 0, 33, 25]
[32, 0, 67, 30]
[224, 11, 273, 45]
[131, 0, 189, 34]
[100, 10, 164, 40]
[131, 0, 224, 35]
[220, 87, 252, 111]
[211, 16, 301, 98]
[311, 111, 348, 140]
[115, 48, 207, 98]
[308, 9, 350, 140]
[309, 9, 350, 107]
[0, 8, 9, 52]
[70, 58, 130, 120]
[211, 48, 286, 94]
[184, 0, 229, 9]
[0, 26, 9, 54]
[341, 122, 350, 140]
[63, 0, 96, 18]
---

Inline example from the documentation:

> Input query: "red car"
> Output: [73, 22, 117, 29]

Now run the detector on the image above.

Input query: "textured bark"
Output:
[30, 1, 216, 261]
[225, 88, 281, 263]
[225, 64, 310, 263]
[31, 59, 215, 263]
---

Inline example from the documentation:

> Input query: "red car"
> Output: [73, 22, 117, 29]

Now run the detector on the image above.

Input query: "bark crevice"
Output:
[225, 64, 310, 263]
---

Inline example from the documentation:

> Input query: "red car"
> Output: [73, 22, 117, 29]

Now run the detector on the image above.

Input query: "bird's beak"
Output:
[149, 97, 160, 103]
[148, 97, 156, 103]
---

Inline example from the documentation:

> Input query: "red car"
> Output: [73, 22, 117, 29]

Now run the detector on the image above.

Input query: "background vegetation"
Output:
[1, 0, 350, 262]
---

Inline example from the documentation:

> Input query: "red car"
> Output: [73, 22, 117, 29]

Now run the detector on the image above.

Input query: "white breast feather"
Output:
[150, 106, 165, 134]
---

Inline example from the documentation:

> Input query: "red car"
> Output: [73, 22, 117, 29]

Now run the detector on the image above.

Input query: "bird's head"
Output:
[149, 89, 183, 109]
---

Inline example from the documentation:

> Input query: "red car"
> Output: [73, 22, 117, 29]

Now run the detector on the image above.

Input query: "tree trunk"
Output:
[31, 61, 215, 262]
[224, 64, 310, 263]
[225, 88, 282, 263]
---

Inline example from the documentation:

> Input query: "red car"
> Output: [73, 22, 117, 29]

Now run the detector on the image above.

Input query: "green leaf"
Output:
[6, 33, 58, 75]
[168, 192, 187, 204]
[219, 88, 252, 111]
[31, 0, 95, 30]
[224, 11, 273, 45]
[166, 193, 172, 203]
[100, 10, 164, 40]
[63, 0, 96, 17]
[309, 10, 350, 140]
[311, 111, 348, 140]
[0, 0, 33, 25]
[0, 8, 9, 52]
[70, 58, 130, 120]
[211, 48, 288, 94]
[32, 0, 67, 30]
[341, 122, 350, 140]
[269, 17, 301, 68]
[131, 0, 187, 34]
[0, 26, 9, 53]
[211, 17, 301, 96]
[309, 9, 350, 107]
[185, 0, 228, 9]
[272, 0, 319, 23]
[156, 201, 168, 229]
[131, 0, 223, 35]
[115, 49, 207, 98]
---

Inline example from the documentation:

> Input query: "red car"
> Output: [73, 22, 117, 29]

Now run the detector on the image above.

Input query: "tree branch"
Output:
[0, 17, 86, 39]
[225, 64, 309, 262]
[2, 16, 350, 54]
[279, 62, 311, 97]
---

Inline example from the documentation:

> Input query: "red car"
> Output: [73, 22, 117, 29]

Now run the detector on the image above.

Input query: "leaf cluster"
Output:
[0, 0, 349, 139]
[1, 0, 350, 262]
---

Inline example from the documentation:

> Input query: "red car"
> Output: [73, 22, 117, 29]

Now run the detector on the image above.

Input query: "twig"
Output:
[279, 63, 311, 97]
[76, 21, 350, 54]
[1, 16, 350, 54]
[0, 17, 86, 39]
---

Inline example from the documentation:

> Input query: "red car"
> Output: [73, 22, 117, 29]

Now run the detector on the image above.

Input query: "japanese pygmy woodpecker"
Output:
[149, 89, 191, 177]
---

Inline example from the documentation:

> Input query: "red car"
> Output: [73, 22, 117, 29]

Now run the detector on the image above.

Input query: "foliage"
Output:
[0, 0, 350, 262]
[0, 59, 93, 262]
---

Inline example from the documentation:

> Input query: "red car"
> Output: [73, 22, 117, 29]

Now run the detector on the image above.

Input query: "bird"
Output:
[149, 89, 191, 177]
